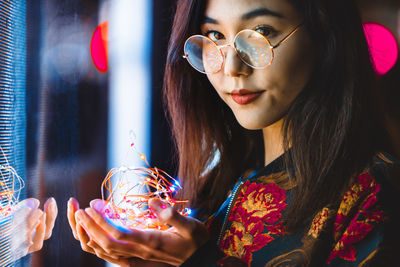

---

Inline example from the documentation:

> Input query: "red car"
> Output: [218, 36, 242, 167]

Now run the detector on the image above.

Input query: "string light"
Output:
[101, 140, 191, 230]
[0, 146, 25, 218]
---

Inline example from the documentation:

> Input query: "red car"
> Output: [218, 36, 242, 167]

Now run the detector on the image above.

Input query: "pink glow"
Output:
[91, 21, 108, 73]
[363, 22, 399, 76]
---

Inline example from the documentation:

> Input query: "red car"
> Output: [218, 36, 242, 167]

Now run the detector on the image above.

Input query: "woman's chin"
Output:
[235, 115, 283, 131]
[236, 119, 267, 131]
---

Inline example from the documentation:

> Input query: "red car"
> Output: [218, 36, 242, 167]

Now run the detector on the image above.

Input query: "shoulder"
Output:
[368, 152, 400, 192]
[327, 152, 400, 266]
[343, 152, 400, 218]
[358, 152, 400, 216]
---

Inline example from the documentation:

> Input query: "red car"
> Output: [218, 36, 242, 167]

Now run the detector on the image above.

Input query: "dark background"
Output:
[24, 0, 400, 266]
[25, 0, 176, 266]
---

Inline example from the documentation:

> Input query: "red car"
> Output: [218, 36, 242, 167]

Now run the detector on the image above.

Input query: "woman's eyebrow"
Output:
[203, 16, 218, 24]
[202, 7, 283, 25]
[242, 7, 284, 20]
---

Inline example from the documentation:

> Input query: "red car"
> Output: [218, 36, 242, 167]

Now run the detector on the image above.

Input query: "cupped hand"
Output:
[10, 197, 58, 260]
[67, 197, 209, 266]
[68, 197, 131, 266]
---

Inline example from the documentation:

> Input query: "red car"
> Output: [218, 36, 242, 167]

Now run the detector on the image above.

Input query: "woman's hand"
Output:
[10, 197, 58, 260]
[67, 197, 209, 266]
[67, 197, 132, 266]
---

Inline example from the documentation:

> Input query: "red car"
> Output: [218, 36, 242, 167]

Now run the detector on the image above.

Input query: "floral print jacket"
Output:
[181, 153, 400, 267]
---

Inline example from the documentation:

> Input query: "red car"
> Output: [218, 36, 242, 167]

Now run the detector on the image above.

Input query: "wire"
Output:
[101, 141, 191, 230]
[0, 145, 25, 218]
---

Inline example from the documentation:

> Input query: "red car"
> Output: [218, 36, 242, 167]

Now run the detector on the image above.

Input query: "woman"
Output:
[68, 0, 400, 266]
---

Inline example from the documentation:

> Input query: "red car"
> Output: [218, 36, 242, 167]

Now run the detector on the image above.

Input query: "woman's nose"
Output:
[222, 46, 252, 77]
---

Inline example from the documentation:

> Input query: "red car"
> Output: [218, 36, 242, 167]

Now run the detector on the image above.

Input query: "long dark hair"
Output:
[163, 0, 384, 230]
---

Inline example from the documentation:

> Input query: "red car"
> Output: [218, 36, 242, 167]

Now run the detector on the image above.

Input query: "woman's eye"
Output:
[206, 31, 224, 42]
[254, 26, 276, 38]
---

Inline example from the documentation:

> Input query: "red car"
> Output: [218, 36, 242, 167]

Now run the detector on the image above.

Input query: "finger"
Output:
[88, 238, 147, 260]
[77, 217, 128, 266]
[75, 209, 110, 249]
[67, 197, 80, 240]
[16, 198, 40, 210]
[9, 206, 35, 259]
[84, 208, 163, 249]
[89, 199, 106, 212]
[44, 197, 58, 239]
[26, 209, 44, 232]
[88, 242, 129, 267]
[129, 257, 175, 267]
[83, 208, 181, 264]
[12, 206, 32, 230]
[84, 207, 154, 245]
[76, 209, 120, 254]
[83, 207, 141, 242]
[88, 239, 138, 259]
[28, 212, 46, 253]
[87, 240, 121, 260]
[149, 198, 197, 238]
[96, 253, 129, 267]
[75, 216, 95, 254]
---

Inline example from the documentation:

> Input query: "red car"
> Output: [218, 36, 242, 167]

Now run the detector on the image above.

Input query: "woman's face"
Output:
[202, 0, 315, 130]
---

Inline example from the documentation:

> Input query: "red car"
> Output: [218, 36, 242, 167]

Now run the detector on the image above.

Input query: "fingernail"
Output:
[89, 200, 96, 208]
[161, 204, 167, 209]
[90, 200, 104, 212]
[25, 198, 40, 209]
[50, 197, 57, 210]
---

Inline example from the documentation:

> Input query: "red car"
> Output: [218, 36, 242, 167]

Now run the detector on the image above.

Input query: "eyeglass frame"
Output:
[182, 23, 303, 74]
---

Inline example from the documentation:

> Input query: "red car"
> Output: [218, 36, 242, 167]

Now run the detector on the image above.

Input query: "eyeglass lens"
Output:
[184, 30, 272, 74]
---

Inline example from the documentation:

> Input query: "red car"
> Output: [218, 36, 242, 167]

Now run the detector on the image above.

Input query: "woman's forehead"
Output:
[203, 0, 300, 23]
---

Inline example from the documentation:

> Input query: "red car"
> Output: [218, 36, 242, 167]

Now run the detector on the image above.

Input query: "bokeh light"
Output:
[363, 22, 399, 76]
[91, 21, 108, 73]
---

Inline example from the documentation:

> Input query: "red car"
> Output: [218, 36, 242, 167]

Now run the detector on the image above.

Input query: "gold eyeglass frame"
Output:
[183, 23, 303, 74]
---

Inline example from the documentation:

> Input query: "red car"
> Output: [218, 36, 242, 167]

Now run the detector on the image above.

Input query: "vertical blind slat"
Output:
[0, 0, 26, 266]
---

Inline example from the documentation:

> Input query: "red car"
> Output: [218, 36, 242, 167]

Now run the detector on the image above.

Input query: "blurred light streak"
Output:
[363, 22, 399, 75]
[107, 0, 152, 265]
[42, 15, 92, 84]
[91, 21, 108, 73]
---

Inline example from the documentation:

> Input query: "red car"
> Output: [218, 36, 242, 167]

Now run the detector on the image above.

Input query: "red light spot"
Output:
[91, 21, 108, 73]
[363, 22, 399, 76]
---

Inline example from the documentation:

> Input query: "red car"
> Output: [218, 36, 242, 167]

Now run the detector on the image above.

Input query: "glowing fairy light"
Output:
[0, 146, 25, 218]
[101, 142, 191, 230]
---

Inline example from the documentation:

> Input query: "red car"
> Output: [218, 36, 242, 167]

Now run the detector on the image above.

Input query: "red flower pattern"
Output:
[215, 163, 387, 266]
[220, 181, 287, 265]
[327, 173, 384, 263]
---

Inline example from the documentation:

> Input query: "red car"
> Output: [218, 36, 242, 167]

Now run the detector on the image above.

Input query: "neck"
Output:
[262, 118, 285, 166]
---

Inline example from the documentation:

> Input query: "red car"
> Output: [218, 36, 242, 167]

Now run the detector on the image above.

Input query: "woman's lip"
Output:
[231, 89, 263, 95]
[230, 89, 265, 105]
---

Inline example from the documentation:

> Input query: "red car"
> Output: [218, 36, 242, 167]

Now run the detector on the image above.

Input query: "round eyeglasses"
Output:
[183, 24, 303, 74]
